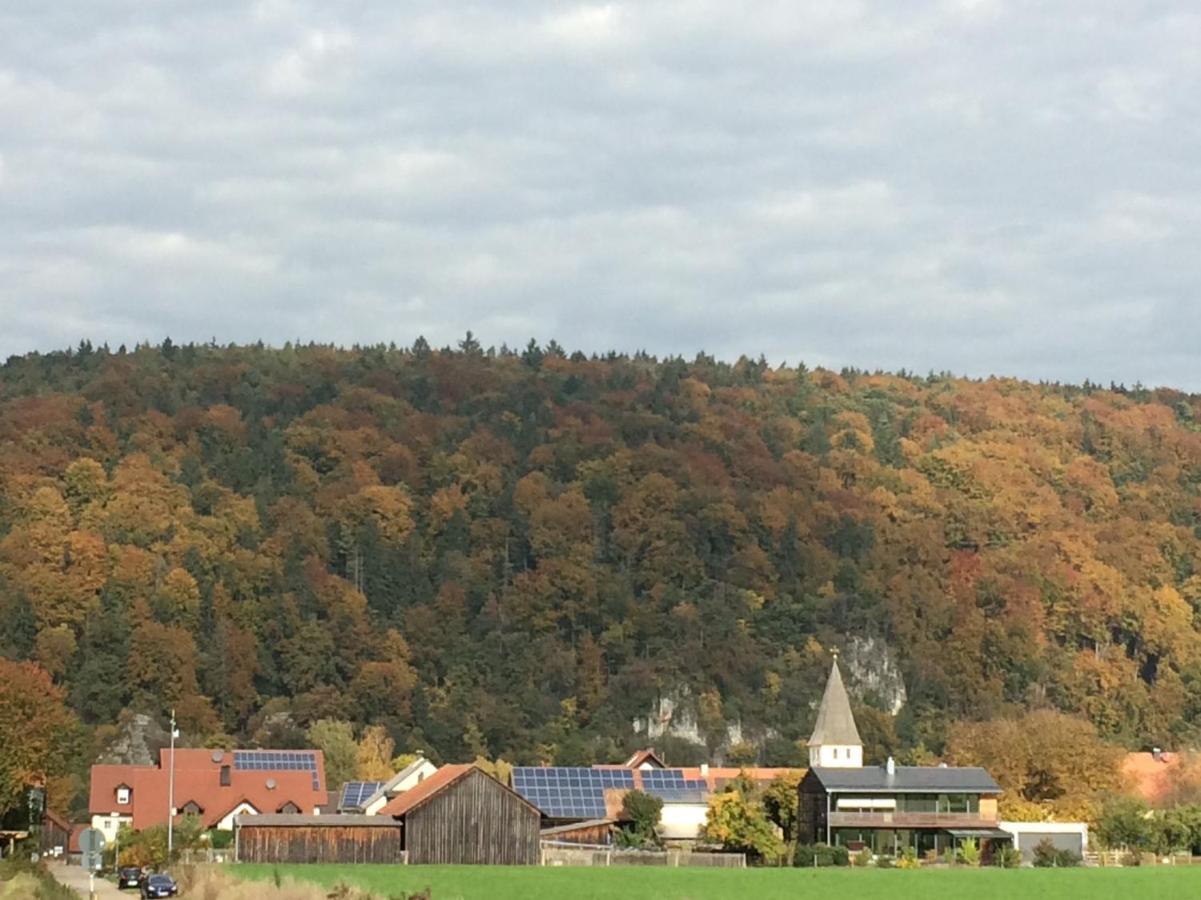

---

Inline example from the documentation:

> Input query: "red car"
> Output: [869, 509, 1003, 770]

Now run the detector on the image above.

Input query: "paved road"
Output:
[46, 863, 127, 898]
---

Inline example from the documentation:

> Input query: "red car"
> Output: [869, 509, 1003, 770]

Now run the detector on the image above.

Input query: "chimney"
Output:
[1152, 747, 1163, 762]
[885, 757, 896, 776]
[700, 763, 709, 778]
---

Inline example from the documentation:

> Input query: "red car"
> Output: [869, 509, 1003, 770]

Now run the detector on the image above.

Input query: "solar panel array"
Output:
[339, 781, 384, 810]
[233, 751, 321, 790]
[512, 767, 635, 819]
[638, 769, 707, 803]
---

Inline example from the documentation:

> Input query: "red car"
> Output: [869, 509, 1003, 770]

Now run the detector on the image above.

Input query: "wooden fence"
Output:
[541, 841, 745, 868]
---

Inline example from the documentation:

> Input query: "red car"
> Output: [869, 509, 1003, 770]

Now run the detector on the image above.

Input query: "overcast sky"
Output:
[2, 1, 1200, 388]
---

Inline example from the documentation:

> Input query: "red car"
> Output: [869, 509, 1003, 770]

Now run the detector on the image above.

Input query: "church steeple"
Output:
[808, 655, 863, 768]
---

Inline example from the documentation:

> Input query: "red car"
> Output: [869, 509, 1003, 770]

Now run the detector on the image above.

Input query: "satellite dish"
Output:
[266, 778, 277, 790]
[211, 750, 224, 763]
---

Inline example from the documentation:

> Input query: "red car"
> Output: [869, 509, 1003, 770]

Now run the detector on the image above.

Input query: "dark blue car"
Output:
[139, 873, 177, 898]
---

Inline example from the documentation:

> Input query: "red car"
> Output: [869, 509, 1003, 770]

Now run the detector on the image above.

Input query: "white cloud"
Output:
[1, 1, 1200, 387]
[264, 28, 354, 95]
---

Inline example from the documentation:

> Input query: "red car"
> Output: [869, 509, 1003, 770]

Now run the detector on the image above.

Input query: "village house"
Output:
[797, 659, 1010, 858]
[334, 756, 438, 814]
[512, 747, 802, 844]
[88, 748, 328, 842]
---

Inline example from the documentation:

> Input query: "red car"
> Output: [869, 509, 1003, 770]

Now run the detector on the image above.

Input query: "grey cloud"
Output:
[2, 1, 1201, 387]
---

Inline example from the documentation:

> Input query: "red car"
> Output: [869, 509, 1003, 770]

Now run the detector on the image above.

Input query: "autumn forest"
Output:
[3, 338, 1201, 818]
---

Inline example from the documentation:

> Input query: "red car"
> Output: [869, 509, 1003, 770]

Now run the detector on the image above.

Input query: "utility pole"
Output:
[167, 709, 177, 859]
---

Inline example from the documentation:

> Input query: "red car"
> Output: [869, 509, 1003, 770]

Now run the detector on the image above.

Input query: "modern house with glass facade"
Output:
[797, 659, 1009, 858]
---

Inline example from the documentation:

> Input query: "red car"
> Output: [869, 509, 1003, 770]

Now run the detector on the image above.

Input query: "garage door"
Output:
[1018, 831, 1083, 862]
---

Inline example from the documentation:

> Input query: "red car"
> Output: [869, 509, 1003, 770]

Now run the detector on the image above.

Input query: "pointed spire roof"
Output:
[808, 657, 862, 748]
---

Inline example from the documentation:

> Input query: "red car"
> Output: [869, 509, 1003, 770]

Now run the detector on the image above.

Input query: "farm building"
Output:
[235, 815, 404, 864]
[380, 764, 541, 865]
[540, 818, 617, 846]
[510, 754, 800, 843]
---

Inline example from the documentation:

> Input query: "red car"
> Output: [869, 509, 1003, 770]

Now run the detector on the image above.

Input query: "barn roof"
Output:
[380, 764, 542, 819]
[235, 814, 401, 827]
[540, 818, 615, 837]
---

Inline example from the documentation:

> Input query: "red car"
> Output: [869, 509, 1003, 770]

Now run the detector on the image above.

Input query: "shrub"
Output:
[208, 829, 234, 850]
[958, 838, 981, 867]
[896, 846, 921, 869]
[1032, 837, 1081, 868]
[793, 843, 849, 867]
[993, 846, 1022, 868]
[853, 847, 873, 868]
[875, 855, 896, 869]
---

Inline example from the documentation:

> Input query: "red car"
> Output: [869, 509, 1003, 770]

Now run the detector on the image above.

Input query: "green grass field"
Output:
[233, 863, 1201, 900]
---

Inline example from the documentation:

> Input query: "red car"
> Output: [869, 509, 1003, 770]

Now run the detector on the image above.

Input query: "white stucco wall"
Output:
[809, 744, 862, 768]
[364, 759, 439, 815]
[91, 813, 130, 842]
[658, 802, 709, 841]
[216, 802, 259, 831]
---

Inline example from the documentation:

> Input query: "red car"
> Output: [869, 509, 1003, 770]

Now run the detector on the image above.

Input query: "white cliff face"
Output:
[97, 712, 169, 765]
[842, 636, 907, 715]
[632, 690, 745, 750]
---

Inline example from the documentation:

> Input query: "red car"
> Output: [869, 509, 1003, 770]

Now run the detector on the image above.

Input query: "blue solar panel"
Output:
[234, 751, 321, 790]
[339, 781, 384, 809]
[512, 767, 642, 818]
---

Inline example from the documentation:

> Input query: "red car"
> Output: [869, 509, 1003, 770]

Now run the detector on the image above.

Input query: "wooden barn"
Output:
[379, 764, 541, 865]
[540, 818, 616, 846]
[235, 815, 404, 864]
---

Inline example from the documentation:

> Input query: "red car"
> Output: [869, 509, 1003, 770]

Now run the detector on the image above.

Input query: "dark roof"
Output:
[808, 660, 862, 748]
[947, 827, 1011, 840]
[235, 814, 401, 828]
[540, 818, 615, 836]
[809, 765, 1001, 794]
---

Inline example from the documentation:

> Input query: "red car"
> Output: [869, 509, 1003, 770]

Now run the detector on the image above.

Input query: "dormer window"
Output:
[116, 786, 131, 805]
[220, 765, 231, 787]
[181, 801, 203, 816]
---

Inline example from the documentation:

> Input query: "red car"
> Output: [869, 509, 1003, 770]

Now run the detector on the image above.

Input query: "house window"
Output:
[832, 748, 839, 760]
[220, 765, 231, 787]
[278, 802, 300, 814]
[181, 801, 203, 816]
[116, 787, 130, 805]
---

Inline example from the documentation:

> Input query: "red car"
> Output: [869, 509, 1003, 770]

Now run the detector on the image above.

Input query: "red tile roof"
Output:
[88, 748, 327, 829]
[623, 749, 667, 769]
[1122, 751, 1193, 806]
[378, 764, 475, 817]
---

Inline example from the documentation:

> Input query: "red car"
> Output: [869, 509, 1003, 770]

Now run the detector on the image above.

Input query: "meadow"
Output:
[232, 863, 1201, 900]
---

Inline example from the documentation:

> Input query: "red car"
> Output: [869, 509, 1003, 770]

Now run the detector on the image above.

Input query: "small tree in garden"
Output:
[957, 838, 980, 867]
[1096, 795, 1153, 850]
[616, 790, 663, 849]
[703, 788, 785, 863]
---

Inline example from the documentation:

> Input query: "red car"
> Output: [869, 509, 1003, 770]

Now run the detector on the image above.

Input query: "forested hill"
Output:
[3, 339, 1201, 775]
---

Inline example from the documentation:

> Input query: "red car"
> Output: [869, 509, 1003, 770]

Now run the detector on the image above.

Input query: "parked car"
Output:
[140, 873, 178, 898]
[117, 867, 143, 889]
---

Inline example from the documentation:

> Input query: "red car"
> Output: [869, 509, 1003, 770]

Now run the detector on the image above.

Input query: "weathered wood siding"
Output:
[405, 768, 540, 865]
[541, 821, 615, 845]
[238, 824, 404, 864]
[797, 770, 827, 844]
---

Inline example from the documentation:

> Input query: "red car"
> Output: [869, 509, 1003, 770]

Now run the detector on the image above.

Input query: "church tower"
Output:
[808, 655, 863, 768]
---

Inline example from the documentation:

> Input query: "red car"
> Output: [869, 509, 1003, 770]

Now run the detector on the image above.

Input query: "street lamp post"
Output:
[166, 710, 177, 858]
